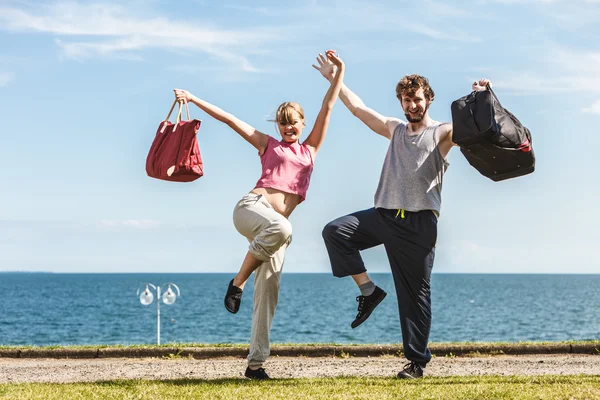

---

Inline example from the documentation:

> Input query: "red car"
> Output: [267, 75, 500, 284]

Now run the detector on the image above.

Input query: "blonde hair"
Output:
[274, 102, 305, 125]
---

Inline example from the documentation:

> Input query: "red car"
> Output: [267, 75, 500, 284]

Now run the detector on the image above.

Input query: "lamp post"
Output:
[136, 283, 181, 345]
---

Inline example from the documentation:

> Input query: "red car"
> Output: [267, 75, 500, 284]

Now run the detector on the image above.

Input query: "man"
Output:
[313, 53, 491, 379]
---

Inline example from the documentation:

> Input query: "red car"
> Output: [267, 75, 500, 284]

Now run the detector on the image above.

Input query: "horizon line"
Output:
[1, 271, 599, 276]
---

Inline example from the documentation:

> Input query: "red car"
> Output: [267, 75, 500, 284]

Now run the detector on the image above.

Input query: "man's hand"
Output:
[312, 52, 337, 82]
[472, 79, 492, 92]
[325, 49, 344, 70]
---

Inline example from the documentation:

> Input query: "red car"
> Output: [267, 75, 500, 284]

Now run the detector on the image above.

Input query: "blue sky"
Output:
[0, 0, 599, 274]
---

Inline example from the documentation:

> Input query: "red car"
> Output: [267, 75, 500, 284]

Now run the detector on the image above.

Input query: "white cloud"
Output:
[488, 48, 600, 95]
[478, 0, 595, 3]
[582, 100, 600, 115]
[335, 1, 484, 43]
[476, 0, 598, 33]
[0, 0, 491, 78]
[226, 0, 483, 43]
[55, 38, 145, 61]
[0, 72, 13, 86]
[0, 2, 282, 71]
[98, 219, 160, 229]
[0, 3, 272, 42]
[168, 63, 276, 83]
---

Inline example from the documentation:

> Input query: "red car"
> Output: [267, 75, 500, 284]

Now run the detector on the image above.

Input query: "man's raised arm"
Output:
[313, 53, 401, 139]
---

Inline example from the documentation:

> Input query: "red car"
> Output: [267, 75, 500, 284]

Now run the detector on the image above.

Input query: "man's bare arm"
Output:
[437, 123, 455, 159]
[338, 83, 403, 139]
[312, 54, 402, 139]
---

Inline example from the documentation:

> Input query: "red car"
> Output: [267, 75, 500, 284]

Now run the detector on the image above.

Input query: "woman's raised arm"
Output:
[174, 89, 269, 152]
[303, 50, 345, 155]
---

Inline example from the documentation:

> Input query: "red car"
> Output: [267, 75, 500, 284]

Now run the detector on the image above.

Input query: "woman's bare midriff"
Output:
[250, 187, 301, 218]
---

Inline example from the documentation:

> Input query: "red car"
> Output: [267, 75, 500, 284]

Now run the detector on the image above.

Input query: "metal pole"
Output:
[157, 286, 161, 345]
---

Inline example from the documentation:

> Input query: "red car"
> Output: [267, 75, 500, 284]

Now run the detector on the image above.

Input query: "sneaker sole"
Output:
[245, 375, 270, 380]
[396, 372, 421, 379]
[351, 290, 387, 329]
[224, 280, 242, 314]
[244, 369, 270, 380]
[224, 301, 239, 314]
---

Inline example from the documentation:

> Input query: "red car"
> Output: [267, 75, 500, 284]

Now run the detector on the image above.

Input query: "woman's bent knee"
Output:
[250, 219, 292, 260]
[274, 219, 292, 245]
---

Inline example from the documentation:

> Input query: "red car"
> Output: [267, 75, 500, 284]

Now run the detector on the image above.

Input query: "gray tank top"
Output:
[374, 122, 449, 216]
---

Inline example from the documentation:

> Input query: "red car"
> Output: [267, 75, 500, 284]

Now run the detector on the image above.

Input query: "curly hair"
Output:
[395, 74, 435, 102]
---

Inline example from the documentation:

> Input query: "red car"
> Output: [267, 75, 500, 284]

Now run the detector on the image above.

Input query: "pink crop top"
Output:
[254, 136, 315, 202]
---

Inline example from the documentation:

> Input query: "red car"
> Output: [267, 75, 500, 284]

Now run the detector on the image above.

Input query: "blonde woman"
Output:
[174, 50, 344, 379]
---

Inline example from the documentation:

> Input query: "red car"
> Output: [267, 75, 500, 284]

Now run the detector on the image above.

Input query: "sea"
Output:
[0, 273, 598, 346]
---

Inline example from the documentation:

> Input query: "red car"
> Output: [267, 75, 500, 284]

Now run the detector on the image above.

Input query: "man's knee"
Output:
[322, 219, 342, 242]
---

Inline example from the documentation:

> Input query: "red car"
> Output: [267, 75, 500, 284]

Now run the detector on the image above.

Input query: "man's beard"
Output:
[405, 104, 429, 123]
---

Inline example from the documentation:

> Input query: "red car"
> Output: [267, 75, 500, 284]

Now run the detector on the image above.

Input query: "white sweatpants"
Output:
[232, 193, 292, 368]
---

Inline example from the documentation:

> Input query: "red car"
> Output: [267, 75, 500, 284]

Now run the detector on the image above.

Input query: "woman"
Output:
[174, 50, 344, 380]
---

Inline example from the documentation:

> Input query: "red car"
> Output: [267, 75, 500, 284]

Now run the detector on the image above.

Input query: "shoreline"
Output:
[1, 341, 599, 359]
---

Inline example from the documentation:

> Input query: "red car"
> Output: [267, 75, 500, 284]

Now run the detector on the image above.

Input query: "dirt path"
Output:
[1, 354, 599, 383]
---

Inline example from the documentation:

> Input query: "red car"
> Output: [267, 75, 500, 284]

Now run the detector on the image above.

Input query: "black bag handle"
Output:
[485, 83, 499, 102]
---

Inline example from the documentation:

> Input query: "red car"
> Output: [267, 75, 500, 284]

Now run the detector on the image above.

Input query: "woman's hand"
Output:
[303, 49, 345, 155]
[173, 88, 193, 103]
[312, 51, 337, 82]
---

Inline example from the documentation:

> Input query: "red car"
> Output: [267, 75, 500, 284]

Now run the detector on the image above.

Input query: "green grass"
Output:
[1, 376, 600, 399]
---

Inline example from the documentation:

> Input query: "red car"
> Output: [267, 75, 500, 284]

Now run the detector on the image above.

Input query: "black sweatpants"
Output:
[322, 207, 437, 366]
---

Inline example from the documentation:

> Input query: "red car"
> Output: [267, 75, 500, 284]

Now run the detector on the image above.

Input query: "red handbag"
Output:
[146, 99, 204, 182]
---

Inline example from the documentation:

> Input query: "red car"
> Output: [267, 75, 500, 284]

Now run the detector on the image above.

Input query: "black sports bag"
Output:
[451, 86, 535, 182]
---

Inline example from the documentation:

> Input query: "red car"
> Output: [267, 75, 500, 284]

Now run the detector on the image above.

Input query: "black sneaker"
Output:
[244, 366, 270, 380]
[224, 279, 243, 314]
[396, 362, 424, 379]
[351, 286, 387, 328]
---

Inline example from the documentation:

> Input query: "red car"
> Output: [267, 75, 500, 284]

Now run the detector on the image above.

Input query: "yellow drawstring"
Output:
[395, 209, 405, 219]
